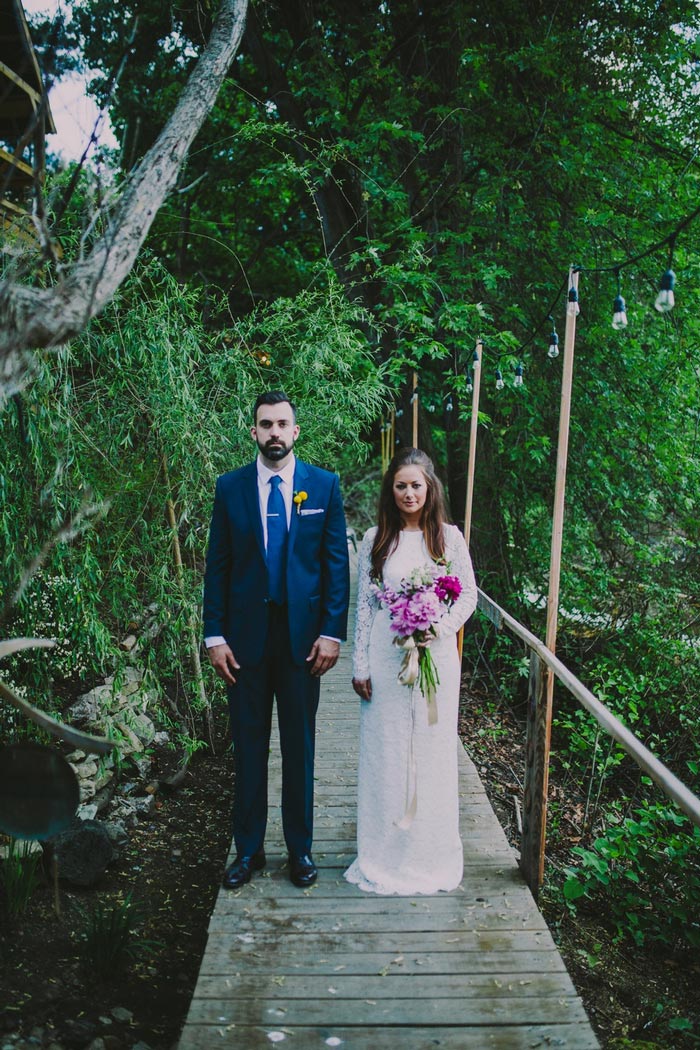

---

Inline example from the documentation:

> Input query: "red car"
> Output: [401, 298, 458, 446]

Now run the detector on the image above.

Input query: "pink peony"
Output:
[434, 575, 462, 604]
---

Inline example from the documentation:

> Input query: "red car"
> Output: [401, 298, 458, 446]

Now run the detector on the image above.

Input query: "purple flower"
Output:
[435, 575, 462, 604]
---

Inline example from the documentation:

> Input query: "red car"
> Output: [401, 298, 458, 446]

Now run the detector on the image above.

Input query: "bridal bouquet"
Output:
[373, 563, 462, 725]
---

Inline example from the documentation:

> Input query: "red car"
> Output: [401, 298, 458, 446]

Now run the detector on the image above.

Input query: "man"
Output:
[203, 391, 350, 889]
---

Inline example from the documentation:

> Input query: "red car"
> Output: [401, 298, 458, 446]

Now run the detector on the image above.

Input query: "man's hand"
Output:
[352, 677, 372, 701]
[207, 643, 240, 685]
[306, 637, 340, 677]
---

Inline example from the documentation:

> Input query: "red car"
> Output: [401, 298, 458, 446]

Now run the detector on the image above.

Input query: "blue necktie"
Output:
[266, 475, 288, 604]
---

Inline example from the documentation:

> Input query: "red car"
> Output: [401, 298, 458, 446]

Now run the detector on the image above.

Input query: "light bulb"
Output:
[445, 397, 454, 413]
[495, 369, 504, 391]
[567, 286, 580, 316]
[655, 269, 676, 313]
[514, 363, 524, 387]
[612, 294, 628, 330]
[472, 349, 480, 368]
[548, 331, 559, 359]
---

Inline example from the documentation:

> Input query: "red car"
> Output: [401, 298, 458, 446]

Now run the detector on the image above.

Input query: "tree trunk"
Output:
[0, 0, 249, 390]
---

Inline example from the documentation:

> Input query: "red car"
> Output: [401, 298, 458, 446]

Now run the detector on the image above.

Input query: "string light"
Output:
[612, 270, 628, 330]
[567, 285, 580, 316]
[495, 369, 504, 391]
[472, 348, 481, 368]
[514, 362, 524, 387]
[655, 268, 676, 313]
[548, 323, 560, 359]
[465, 371, 473, 394]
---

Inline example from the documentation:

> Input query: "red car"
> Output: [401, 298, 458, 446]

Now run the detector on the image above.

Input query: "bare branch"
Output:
[0, 0, 248, 387]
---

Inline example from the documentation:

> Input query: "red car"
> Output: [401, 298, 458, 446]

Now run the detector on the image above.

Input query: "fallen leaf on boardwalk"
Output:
[364, 1000, 377, 1005]
[333, 965, 346, 971]
[378, 966, 390, 977]
[271, 977, 286, 986]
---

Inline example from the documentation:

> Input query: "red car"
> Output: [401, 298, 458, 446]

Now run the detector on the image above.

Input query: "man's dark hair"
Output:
[253, 390, 296, 423]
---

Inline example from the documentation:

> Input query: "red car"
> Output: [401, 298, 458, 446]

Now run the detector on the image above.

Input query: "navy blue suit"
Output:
[203, 459, 349, 856]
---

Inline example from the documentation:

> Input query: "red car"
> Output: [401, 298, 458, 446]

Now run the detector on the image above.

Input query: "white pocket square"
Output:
[300, 507, 324, 516]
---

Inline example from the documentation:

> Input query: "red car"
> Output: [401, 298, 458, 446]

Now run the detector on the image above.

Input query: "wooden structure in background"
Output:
[0, 0, 55, 249]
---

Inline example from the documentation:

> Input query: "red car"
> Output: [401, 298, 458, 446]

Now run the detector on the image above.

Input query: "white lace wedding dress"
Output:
[344, 524, 478, 895]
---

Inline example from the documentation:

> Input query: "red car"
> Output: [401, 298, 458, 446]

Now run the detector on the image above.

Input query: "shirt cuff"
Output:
[204, 636, 227, 648]
[320, 635, 342, 644]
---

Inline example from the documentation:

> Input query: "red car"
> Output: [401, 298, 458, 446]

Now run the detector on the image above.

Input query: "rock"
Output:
[110, 1007, 132, 1023]
[101, 1037, 124, 1050]
[91, 785, 116, 815]
[68, 685, 112, 724]
[79, 779, 96, 803]
[120, 634, 137, 651]
[95, 768, 114, 792]
[113, 722, 143, 755]
[152, 731, 170, 747]
[101, 1036, 124, 1050]
[107, 795, 155, 827]
[129, 755, 153, 779]
[85, 1039, 107, 1050]
[77, 803, 99, 821]
[60, 1018, 98, 1047]
[103, 819, 129, 847]
[73, 759, 98, 780]
[128, 713, 156, 745]
[49, 819, 115, 886]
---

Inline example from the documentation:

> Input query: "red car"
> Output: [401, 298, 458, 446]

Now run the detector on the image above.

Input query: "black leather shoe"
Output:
[222, 850, 266, 889]
[288, 852, 317, 887]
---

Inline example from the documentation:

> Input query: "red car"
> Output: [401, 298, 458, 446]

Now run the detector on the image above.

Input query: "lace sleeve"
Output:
[352, 527, 378, 679]
[436, 525, 478, 637]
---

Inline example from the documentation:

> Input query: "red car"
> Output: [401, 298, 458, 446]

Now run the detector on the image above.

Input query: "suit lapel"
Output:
[289, 460, 310, 557]
[241, 462, 265, 560]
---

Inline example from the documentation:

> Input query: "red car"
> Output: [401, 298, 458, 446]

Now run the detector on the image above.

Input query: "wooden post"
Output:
[463, 339, 483, 548]
[411, 370, 419, 447]
[532, 266, 579, 890]
[520, 650, 548, 899]
[459, 340, 482, 661]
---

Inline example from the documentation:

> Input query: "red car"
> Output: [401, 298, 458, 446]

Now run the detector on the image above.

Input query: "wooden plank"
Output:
[203, 930, 559, 955]
[184, 995, 593, 1027]
[179, 1024, 600, 1049]
[220, 867, 532, 898]
[198, 947, 568, 976]
[192, 972, 577, 999]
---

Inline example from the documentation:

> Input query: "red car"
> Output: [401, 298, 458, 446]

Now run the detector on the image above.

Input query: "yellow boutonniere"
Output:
[293, 490, 308, 514]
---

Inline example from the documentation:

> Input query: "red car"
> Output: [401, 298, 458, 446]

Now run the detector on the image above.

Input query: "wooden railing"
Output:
[475, 588, 700, 899]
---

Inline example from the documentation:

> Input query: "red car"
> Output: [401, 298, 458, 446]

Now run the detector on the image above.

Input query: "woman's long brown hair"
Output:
[371, 447, 449, 581]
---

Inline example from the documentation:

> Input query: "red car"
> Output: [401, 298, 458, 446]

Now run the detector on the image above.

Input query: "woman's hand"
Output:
[352, 677, 372, 701]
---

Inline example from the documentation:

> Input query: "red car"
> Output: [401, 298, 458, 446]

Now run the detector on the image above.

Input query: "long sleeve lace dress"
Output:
[344, 524, 478, 895]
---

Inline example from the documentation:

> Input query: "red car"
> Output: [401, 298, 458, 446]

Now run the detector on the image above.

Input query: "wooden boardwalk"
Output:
[179, 598, 599, 1048]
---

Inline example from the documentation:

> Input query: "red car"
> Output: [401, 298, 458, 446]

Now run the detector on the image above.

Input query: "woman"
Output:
[344, 448, 477, 895]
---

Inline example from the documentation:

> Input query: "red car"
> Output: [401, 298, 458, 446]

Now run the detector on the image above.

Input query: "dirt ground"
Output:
[0, 703, 233, 1050]
[1, 685, 698, 1049]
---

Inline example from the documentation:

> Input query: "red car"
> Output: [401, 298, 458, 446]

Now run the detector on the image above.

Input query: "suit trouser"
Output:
[226, 603, 321, 857]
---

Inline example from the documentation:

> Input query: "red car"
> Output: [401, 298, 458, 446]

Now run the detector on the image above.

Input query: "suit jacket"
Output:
[203, 459, 350, 665]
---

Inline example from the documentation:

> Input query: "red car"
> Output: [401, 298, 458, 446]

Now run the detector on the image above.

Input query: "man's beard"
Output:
[258, 437, 292, 460]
